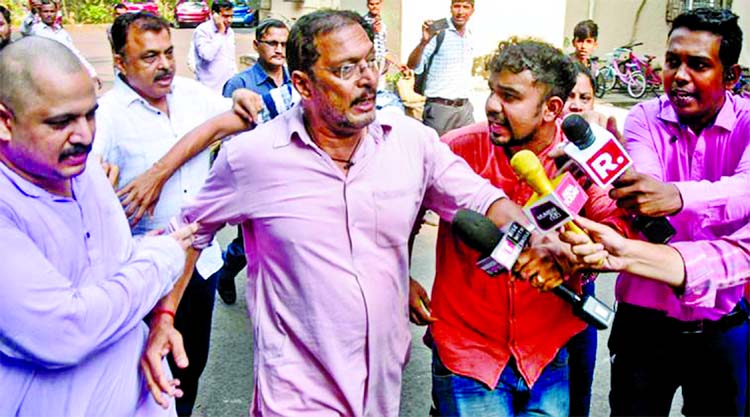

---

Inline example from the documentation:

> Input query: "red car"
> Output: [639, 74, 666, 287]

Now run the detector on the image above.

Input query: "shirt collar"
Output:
[279, 104, 393, 149]
[37, 22, 63, 32]
[446, 17, 470, 36]
[0, 157, 87, 201]
[658, 91, 736, 132]
[112, 74, 174, 110]
[250, 62, 290, 87]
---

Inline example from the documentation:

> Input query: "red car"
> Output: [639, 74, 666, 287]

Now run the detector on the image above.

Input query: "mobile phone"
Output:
[429, 18, 449, 33]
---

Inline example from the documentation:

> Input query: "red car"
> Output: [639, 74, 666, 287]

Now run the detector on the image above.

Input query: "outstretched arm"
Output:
[118, 89, 261, 226]
[561, 216, 685, 287]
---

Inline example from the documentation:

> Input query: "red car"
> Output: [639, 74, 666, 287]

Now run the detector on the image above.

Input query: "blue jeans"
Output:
[566, 282, 597, 417]
[432, 348, 569, 417]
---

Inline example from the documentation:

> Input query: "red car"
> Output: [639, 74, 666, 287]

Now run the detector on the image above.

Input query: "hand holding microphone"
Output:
[608, 170, 684, 217]
[509, 149, 590, 237]
[452, 209, 614, 329]
[561, 114, 676, 243]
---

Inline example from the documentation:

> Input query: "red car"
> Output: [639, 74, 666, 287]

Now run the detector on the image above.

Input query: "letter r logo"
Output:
[586, 140, 631, 186]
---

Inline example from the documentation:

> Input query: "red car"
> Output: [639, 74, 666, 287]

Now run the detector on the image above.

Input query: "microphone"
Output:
[510, 150, 589, 236]
[561, 114, 675, 244]
[452, 209, 614, 330]
[453, 209, 532, 275]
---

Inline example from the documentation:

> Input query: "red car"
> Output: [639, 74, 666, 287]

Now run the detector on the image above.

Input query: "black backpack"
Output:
[414, 30, 446, 96]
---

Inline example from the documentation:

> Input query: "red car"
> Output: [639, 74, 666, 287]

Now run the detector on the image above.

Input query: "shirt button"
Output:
[85, 232, 91, 239]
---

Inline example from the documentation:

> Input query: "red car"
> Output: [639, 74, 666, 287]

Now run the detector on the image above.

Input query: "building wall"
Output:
[398, 0, 567, 63]
[258, 0, 341, 22]
[564, 0, 750, 68]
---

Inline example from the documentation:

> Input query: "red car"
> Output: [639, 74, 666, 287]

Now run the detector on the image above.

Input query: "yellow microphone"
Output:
[510, 149, 588, 236]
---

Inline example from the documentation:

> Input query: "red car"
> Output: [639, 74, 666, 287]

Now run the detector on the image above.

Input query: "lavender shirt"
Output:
[622, 92, 750, 320]
[193, 19, 237, 92]
[171, 105, 506, 416]
[0, 161, 185, 416]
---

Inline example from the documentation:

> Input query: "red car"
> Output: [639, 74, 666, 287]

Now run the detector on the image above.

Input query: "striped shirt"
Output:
[362, 12, 388, 64]
[414, 18, 474, 100]
[257, 84, 300, 123]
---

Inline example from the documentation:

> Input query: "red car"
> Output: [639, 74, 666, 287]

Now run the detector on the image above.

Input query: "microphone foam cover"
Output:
[451, 209, 502, 254]
[561, 114, 595, 149]
[509, 149, 544, 181]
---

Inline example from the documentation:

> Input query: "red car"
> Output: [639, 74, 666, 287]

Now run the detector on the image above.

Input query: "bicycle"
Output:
[626, 46, 663, 98]
[595, 44, 646, 99]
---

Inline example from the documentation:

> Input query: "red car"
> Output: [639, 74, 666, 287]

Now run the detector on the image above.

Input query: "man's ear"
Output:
[113, 54, 126, 76]
[543, 95, 564, 122]
[0, 102, 14, 142]
[724, 64, 741, 88]
[292, 70, 313, 100]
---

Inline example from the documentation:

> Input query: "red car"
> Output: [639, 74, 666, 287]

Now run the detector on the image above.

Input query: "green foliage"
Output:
[4, 0, 28, 25]
[158, 0, 176, 22]
[72, 1, 111, 23]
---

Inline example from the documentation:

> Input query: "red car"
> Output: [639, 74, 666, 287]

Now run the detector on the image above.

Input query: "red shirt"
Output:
[431, 121, 630, 388]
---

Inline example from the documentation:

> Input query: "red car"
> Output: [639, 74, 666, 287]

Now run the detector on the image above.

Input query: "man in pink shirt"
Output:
[607, 8, 749, 416]
[140, 9, 553, 417]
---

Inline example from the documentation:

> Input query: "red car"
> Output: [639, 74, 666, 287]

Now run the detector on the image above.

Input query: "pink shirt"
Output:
[172, 105, 506, 416]
[622, 92, 750, 320]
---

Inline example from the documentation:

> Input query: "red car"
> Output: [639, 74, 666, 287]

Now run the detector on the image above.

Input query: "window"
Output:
[666, 0, 732, 22]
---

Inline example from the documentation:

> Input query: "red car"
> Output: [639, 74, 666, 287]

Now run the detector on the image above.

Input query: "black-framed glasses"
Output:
[258, 40, 287, 49]
[327, 57, 379, 81]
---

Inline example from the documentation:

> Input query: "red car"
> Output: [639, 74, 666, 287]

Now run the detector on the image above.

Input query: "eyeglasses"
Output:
[258, 40, 286, 49]
[327, 57, 379, 81]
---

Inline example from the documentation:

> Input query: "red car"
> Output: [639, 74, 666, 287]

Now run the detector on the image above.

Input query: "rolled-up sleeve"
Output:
[672, 145, 750, 226]
[0, 215, 184, 368]
[671, 224, 750, 308]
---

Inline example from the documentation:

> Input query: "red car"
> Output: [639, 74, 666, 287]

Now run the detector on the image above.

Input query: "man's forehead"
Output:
[262, 26, 288, 39]
[491, 69, 536, 89]
[315, 24, 372, 62]
[127, 28, 171, 49]
[18, 70, 95, 117]
[667, 28, 721, 57]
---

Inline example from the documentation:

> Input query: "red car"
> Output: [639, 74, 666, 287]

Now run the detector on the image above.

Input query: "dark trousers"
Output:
[167, 268, 218, 417]
[566, 282, 597, 417]
[609, 301, 749, 417]
[224, 225, 247, 273]
[422, 100, 475, 137]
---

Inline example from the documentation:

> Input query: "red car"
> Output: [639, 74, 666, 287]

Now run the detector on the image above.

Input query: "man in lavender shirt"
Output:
[0, 37, 196, 416]
[140, 9, 562, 417]
[607, 8, 749, 416]
[193, 0, 236, 91]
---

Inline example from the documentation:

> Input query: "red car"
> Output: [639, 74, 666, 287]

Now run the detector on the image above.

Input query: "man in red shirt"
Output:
[410, 39, 631, 416]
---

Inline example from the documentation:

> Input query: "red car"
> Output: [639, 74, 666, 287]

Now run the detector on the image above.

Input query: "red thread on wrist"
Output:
[152, 308, 176, 320]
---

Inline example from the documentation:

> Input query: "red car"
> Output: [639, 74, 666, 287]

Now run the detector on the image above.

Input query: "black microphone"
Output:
[452, 209, 614, 330]
[452, 209, 531, 275]
[561, 115, 676, 244]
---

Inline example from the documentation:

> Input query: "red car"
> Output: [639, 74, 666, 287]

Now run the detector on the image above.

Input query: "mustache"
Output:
[487, 112, 508, 127]
[154, 70, 173, 81]
[351, 88, 376, 106]
[59, 143, 92, 161]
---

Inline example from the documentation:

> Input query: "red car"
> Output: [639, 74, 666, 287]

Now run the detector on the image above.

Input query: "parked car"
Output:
[174, 0, 210, 28]
[123, 0, 159, 15]
[230, 0, 257, 27]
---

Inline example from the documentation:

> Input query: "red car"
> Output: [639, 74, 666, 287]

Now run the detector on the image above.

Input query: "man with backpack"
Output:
[407, 0, 475, 136]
